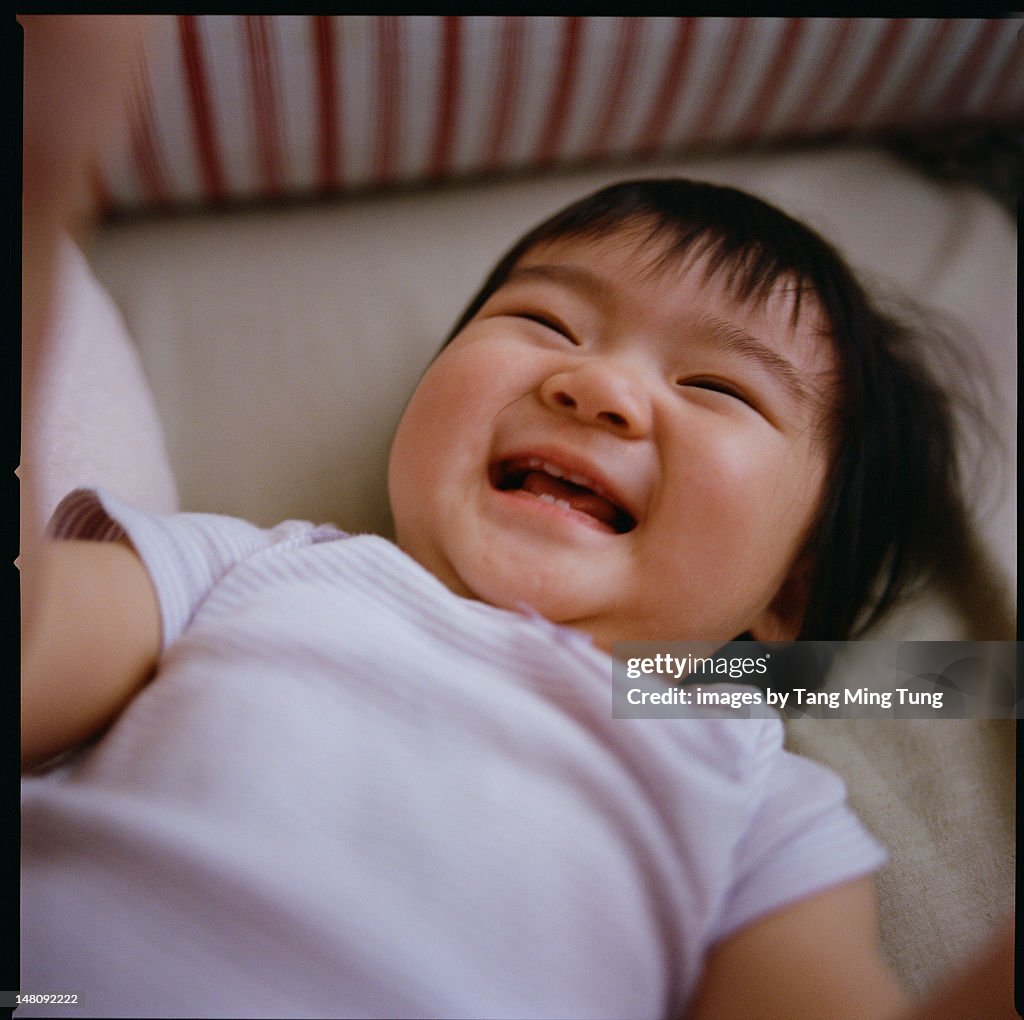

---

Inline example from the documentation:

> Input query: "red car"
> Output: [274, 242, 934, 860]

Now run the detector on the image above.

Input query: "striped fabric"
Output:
[96, 16, 1024, 212]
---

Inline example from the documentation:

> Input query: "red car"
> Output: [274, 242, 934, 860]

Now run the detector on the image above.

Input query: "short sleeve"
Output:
[48, 488, 343, 652]
[711, 721, 888, 943]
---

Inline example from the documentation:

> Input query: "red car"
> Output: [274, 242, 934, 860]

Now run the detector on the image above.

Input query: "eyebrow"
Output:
[503, 261, 817, 407]
[503, 262, 613, 301]
[697, 317, 814, 407]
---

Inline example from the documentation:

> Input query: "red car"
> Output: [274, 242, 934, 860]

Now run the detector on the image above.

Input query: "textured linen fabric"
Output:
[21, 489, 885, 1019]
[785, 716, 1015, 998]
[22, 236, 179, 523]
[101, 16, 1024, 211]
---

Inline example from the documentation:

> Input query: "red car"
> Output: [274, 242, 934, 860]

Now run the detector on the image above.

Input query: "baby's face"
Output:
[388, 229, 837, 649]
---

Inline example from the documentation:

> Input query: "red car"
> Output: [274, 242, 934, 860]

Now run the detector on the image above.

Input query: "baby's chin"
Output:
[424, 553, 744, 650]
[444, 555, 609, 632]
[393, 531, 477, 603]
[395, 520, 747, 648]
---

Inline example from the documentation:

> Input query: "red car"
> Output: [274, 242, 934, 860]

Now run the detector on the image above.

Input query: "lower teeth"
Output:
[537, 492, 573, 512]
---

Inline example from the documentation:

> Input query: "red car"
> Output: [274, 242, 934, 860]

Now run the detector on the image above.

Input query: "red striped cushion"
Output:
[95, 16, 1024, 212]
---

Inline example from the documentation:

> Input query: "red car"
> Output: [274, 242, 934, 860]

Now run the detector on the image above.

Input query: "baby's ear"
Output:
[749, 561, 812, 642]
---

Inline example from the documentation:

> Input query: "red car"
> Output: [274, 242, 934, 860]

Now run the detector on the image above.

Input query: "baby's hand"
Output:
[22, 539, 160, 770]
[21, 17, 165, 730]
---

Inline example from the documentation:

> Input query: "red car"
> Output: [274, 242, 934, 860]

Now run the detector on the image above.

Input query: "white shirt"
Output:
[21, 489, 886, 1019]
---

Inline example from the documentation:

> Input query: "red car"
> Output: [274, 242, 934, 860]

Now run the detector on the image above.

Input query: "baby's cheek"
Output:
[388, 405, 448, 539]
[682, 433, 767, 514]
[670, 435, 805, 575]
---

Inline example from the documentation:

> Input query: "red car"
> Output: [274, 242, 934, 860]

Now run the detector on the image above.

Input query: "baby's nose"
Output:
[540, 361, 652, 437]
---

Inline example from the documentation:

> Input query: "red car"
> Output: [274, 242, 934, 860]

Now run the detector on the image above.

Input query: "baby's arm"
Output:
[690, 876, 906, 1018]
[21, 15, 153, 592]
[21, 17, 163, 772]
[689, 876, 1015, 1019]
[21, 539, 160, 769]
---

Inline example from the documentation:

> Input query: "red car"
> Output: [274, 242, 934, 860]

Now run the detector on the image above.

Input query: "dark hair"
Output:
[443, 178, 982, 641]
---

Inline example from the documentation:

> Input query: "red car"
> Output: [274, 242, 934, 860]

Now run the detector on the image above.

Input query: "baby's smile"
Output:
[388, 229, 835, 646]
[489, 453, 638, 534]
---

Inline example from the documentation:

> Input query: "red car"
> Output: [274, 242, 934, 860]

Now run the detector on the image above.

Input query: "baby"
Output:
[21, 180, 1003, 1019]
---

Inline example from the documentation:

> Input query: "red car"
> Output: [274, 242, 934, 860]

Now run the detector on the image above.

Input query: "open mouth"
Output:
[490, 456, 637, 534]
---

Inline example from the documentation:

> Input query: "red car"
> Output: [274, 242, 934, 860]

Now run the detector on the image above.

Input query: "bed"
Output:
[25, 15, 1019, 1008]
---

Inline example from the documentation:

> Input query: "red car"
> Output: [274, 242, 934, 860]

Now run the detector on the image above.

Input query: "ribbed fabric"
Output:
[22, 490, 885, 1019]
[95, 16, 1024, 213]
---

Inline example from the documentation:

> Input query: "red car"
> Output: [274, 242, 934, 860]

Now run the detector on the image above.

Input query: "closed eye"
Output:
[677, 377, 755, 408]
[517, 312, 580, 345]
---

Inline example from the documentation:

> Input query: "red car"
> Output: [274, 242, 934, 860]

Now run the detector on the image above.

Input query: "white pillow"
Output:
[89, 146, 1015, 602]
[23, 235, 179, 523]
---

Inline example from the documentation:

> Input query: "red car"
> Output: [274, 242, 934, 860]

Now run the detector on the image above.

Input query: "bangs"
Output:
[523, 182, 841, 330]
[437, 176, 977, 642]
[443, 178, 850, 344]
